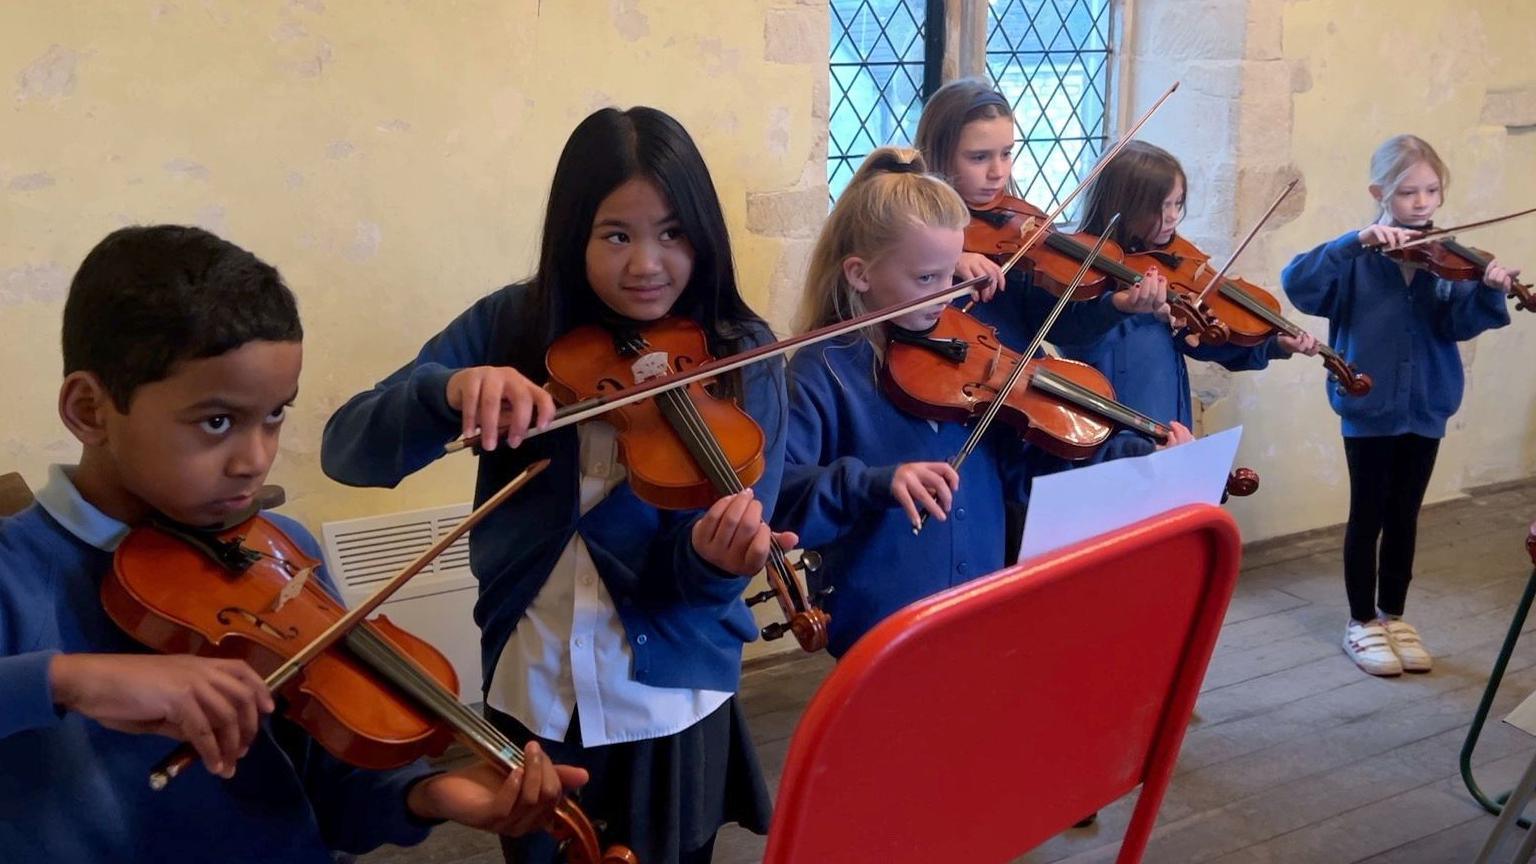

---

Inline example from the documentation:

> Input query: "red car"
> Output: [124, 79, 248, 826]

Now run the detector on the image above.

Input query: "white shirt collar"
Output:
[34, 464, 130, 552]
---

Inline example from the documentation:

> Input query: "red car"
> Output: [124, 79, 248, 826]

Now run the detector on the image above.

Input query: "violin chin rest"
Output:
[255, 485, 287, 510]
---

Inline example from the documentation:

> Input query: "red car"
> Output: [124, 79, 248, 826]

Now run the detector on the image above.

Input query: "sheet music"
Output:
[1019, 426, 1244, 562]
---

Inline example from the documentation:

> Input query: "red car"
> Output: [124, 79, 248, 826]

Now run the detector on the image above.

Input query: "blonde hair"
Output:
[795, 147, 970, 338]
[1369, 134, 1449, 217]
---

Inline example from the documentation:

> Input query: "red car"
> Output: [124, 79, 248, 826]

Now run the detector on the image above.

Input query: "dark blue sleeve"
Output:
[772, 352, 898, 549]
[647, 347, 791, 606]
[321, 290, 510, 489]
[261, 513, 440, 853]
[1030, 290, 1126, 349]
[1437, 278, 1511, 341]
[976, 269, 1126, 351]
[0, 539, 61, 739]
[1282, 231, 1364, 321]
[993, 434, 1066, 506]
[1182, 334, 1285, 372]
[0, 650, 59, 739]
[276, 721, 439, 854]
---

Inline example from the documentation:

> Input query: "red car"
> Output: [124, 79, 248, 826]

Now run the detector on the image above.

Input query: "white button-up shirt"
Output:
[486, 422, 731, 746]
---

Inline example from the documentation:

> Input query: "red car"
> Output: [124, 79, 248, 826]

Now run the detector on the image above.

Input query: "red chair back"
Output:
[764, 504, 1242, 864]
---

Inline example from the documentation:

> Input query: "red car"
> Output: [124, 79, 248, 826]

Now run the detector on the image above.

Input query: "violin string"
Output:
[1029, 368, 1167, 441]
[345, 622, 526, 769]
[653, 357, 808, 610]
[652, 348, 803, 603]
[950, 214, 1123, 471]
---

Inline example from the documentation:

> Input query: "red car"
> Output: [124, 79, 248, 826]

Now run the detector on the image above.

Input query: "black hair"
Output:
[510, 106, 765, 396]
[62, 225, 302, 410]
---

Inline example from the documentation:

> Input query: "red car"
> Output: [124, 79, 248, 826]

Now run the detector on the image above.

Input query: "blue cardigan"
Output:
[969, 266, 1128, 350]
[772, 336, 1048, 657]
[969, 265, 1279, 427]
[1052, 313, 1285, 427]
[0, 506, 434, 863]
[1282, 231, 1509, 438]
[321, 283, 788, 694]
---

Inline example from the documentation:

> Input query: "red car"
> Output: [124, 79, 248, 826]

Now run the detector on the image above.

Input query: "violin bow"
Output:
[447, 84, 1187, 454]
[443, 274, 997, 454]
[149, 459, 551, 788]
[913, 215, 1121, 534]
[1382, 205, 1536, 251]
[1193, 178, 1299, 307]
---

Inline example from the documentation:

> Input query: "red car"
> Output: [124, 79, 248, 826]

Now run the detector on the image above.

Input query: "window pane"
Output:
[987, 0, 1113, 221]
[828, 0, 931, 203]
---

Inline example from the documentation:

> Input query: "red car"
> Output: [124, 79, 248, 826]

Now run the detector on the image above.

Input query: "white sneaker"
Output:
[1343, 619, 1402, 676]
[1382, 617, 1432, 673]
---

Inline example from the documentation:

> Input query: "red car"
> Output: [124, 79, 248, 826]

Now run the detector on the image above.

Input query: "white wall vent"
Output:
[322, 503, 482, 702]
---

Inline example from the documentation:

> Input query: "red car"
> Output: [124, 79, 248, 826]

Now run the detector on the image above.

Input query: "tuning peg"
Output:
[744, 589, 776, 607]
[761, 622, 789, 641]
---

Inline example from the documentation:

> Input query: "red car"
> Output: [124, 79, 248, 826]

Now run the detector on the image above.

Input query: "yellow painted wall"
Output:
[6, 0, 1535, 665]
[1124, 0, 1536, 541]
[2, 0, 824, 519]
[1227, 0, 1536, 539]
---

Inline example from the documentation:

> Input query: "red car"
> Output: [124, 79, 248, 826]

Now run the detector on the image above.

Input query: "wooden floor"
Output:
[363, 479, 1536, 864]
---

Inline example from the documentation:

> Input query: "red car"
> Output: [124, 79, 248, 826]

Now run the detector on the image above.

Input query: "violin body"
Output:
[106, 513, 638, 864]
[105, 515, 459, 769]
[1126, 234, 1280, 347]
[880, 307, 1115, 461]
[966, 197, 1230, 341]
[1388, 237, 1536, 313]
[965, 195, 1126, 299]
[548, 316, 828, 653]
[1128, 234, 1374, 397]
[546, 318, 765, 511]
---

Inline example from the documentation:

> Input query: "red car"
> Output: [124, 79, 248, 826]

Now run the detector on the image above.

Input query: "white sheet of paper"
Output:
[1505, 688, 1536, 738]
[1018, 426, 1244, 562]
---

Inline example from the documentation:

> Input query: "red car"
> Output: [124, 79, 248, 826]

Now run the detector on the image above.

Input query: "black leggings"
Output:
[1342, 434, 1441, 623]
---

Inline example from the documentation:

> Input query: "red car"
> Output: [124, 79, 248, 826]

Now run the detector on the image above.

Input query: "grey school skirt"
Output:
[486, 698, 772, 864]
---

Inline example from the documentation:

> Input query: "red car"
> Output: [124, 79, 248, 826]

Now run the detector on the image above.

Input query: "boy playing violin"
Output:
[0, 225, 582, 863]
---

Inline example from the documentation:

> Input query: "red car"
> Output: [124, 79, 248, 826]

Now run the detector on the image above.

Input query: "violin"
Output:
[103, 509, 637, 864]
[1126, 234, 1375, 396]
[880, 306, 1257, 497]
[965, 195, 1227, 343]
[1382, 236, 1536, 313]
[545, 317, 829, 652]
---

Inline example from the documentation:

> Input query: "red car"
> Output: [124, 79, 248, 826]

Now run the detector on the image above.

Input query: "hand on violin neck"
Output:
[1483, 260, 1520, 293]
[446, 366, 557, 451]
[1112, 267, 1168, 315]
[405, 741, 588, 837]
[1156, 422, 1196, 450]
[48, 653, 274, 779]
[891, 462, 960, 531]
[692, 489, 799, 577]
[954, 252, 1005, 302]
[1358, 223, 1420, 252]
[1277, 329, 1322, 357]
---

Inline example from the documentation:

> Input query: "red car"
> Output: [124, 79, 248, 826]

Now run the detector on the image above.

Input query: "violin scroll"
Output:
[1508, 279, 1536, 314]
[549, 803, 639, 864]
[1224, 469, 1260, 498]
[748, 550, 830, 652]
[1326, 356, 1374, 397]
[1167, 293, 1230, 346]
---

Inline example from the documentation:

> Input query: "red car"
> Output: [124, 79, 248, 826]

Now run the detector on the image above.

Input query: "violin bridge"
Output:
[270, 565, 314, 613]
[629, 351, 671, 384]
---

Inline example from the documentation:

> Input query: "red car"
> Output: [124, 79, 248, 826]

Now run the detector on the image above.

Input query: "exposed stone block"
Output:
[747, 186, 826, 238]
[765, 7, 823, 65]
[1482, 86, 1536, 130]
